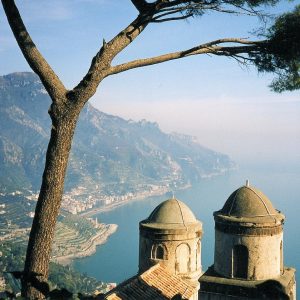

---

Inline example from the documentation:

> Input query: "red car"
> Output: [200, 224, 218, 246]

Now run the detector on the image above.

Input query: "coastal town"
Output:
[21, 182, 173, 216]
[0, 179, 179, 251]
[61, 183, 172, 215]
[0, 182, 178, 296]
[0, 191, 119, 296]
[0, 171, 221, 296]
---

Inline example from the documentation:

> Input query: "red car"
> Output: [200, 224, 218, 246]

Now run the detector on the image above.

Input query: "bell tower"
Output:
[139, 198, 203, 284]
[199, 182, 296, 299]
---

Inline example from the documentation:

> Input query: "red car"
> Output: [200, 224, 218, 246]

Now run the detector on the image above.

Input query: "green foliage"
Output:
[0, 194, 34, 229]
[177, 0, 281, 19]
[61, 214, 98, 237]
[48, 263, 102, 295]
[220, 0, 279, 6]
[252, 5, 300, 92]
[0, 242, 105, 296]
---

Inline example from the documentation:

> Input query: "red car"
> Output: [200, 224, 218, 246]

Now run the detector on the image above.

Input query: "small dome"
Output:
[220, 185, 276, 218]
[147, 198, 197, 224]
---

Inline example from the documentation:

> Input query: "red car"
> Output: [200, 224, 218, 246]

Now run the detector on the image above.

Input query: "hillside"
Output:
[0, 72, 235, 195]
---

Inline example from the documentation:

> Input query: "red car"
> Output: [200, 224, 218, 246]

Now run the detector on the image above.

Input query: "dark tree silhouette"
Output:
[251, 5, 300, 92]
[1, 0, 299, 298]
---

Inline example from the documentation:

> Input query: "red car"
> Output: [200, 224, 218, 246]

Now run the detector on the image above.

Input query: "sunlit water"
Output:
[74, 161, 300, 285]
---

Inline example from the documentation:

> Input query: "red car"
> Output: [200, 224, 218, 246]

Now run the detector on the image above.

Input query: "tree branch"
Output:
[1, 0, 67, 102]
[151, 0, 271, 23]
[154, 0, 192, 10]
[131, 0, 153, 13]
[71, 13, 154, 101]
[108, 38, 266, 75]
[151, 14, 193, 23]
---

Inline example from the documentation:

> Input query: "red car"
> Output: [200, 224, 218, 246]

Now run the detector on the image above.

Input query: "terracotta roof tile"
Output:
[104, 264, 197, 300]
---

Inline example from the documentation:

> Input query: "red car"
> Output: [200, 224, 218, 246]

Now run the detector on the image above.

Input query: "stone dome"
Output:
[139, 198, 202, 277]
[221, 185, 276, 217]
[147, 198, 197, 225]
[214, 183, 284, 224]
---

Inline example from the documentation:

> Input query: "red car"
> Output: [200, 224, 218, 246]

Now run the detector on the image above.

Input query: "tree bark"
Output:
[21, 101, 81, 299]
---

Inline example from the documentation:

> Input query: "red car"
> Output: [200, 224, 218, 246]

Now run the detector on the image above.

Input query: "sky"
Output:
[0, 0, 299, 165]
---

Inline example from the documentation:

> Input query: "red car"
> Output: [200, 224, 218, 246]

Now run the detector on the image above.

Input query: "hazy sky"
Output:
[1, 0, 299, 164]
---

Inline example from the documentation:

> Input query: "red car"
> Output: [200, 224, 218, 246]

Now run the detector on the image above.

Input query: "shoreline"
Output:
[79, 183, 191, 218]
[51, 170, 234, 265]
[52, 223, 118, 265]
[52, 186, 180, 265]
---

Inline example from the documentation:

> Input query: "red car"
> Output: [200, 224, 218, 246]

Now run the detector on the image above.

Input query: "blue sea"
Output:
[74, 161, 300, 285]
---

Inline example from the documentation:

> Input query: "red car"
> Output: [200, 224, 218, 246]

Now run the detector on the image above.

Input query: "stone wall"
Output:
[139, 224, 202, 283]
[214, 229, 283, 280]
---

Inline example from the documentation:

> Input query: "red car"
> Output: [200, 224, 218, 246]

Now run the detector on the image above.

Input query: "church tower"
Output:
[199, 182, 296, 299]
[139, 198, 203, 284]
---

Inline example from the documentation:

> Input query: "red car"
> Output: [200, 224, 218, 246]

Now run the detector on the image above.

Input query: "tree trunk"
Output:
[21, 103, 80, 299]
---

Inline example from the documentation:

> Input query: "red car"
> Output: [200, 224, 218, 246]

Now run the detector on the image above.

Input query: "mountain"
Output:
[0, 72, 235, 194]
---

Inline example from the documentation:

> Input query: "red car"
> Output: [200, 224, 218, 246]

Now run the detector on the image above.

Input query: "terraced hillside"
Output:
[0, 194, 117, 264]
[53, 215, 99, 257]
[52, 214, 117, 263]
[0, 194, 34, 229]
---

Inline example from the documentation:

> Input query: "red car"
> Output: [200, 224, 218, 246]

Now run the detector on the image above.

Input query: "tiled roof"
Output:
[104, 264, 197, 300]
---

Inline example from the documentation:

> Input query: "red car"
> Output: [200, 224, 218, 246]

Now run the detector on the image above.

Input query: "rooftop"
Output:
[214, 183, 284, 224]
[104, 264, 197, 300]
[147, 198, 197, 224]
[200, 266, 296, 299]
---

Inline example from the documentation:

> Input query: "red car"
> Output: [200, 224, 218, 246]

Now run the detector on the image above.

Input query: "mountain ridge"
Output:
[0, 72, 235, 195]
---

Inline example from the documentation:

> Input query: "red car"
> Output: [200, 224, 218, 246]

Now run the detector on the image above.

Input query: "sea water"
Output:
[74, 161, 300, 285]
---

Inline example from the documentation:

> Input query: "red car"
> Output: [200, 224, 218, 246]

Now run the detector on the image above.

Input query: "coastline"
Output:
[52, 171, 233, 266]
[52, 185, 189, 265]
[52, 223, 118, 265]
[79, 183, 191, 218]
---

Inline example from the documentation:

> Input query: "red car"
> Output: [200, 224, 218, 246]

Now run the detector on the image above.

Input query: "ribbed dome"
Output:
[220, 185, 277, 218]
[147, 198, 197, 224]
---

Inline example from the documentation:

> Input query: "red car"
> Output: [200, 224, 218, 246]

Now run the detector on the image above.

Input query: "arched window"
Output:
[156, 245, 164, 259]
[151, 244, 167, 260]
[233, 244, 248, 279]
[176, 243, 190, 274]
